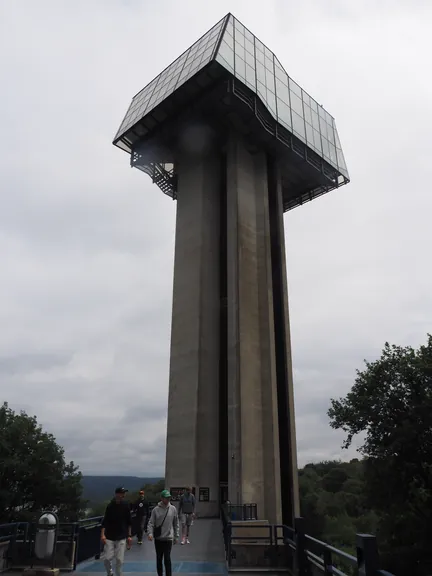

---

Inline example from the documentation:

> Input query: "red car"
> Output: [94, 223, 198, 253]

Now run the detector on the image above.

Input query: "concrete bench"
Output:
[231, 520, 270, 544]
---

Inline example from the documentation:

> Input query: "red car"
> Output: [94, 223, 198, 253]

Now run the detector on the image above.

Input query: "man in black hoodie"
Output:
[132, 490, 149, 544]
[101, 487, 132, 576]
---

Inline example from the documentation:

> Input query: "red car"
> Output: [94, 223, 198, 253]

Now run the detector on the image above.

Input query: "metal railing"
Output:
[225, 503, 258, 521]
[0, 516, 105, 572]
[221, 507, 396, 576]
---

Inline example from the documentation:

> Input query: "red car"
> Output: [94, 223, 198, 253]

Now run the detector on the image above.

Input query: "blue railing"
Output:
[221, 506, 396, 576]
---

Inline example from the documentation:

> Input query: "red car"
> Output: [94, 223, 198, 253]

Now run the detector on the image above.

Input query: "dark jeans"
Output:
[154, 539, 173, 576]
[136, 515, 147, 541]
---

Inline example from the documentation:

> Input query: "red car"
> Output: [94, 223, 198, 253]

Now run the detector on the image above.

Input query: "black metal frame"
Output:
[220, 509, 396, 576]
[119, 61, 348, 214]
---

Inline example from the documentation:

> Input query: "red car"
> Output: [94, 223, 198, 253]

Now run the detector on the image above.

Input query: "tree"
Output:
[0, 402, 85, 523]
[321, 467, 349, 494]
[128, 479, 165, 505]
[328, 336, 432, 576]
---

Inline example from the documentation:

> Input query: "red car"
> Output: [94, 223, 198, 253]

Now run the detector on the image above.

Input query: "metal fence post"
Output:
[356, 534, 379, 576]
[294, 517, 310, 576]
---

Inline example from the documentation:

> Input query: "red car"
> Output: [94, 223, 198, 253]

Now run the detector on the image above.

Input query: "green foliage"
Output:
[127, 479, 165, 506]
[299, 459, 368, 544]
[0, 402, 85, 523]
[328, 335, 432, 576]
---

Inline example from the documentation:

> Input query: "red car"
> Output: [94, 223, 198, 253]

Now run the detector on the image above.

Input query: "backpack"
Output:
[181, 493, 194, 515]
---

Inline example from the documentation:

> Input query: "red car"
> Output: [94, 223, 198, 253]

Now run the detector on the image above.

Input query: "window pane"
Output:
[256, 62, 266, 84]
[246, 64, 255, 86]
[289, 78, 302, 98]
[219, 40, 234, 68]
[275, 78, 289, 104]
[245, 50, 255, 68]
[290, 91, 303, 117]
[277, 98, 291, 128]
[245, 38, 254, 56]
[235, 54, 246, 80]
[265, 66, 275, 90]
[292, 111, 305, 140]
[306, 122, 314, 147]
[256, 47, 265, 64]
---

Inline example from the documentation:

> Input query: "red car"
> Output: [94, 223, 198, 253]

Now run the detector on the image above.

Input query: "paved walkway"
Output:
[77, 518, 226, 575]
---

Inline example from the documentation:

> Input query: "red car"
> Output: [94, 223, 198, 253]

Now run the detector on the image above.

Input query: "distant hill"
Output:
[81, 476, 162, 505]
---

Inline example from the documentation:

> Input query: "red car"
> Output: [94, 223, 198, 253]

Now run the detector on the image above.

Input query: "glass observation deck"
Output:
[113, 14, 349, 211]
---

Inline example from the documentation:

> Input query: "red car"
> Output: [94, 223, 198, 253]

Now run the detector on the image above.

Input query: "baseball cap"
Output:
[115, 487, 128, 494]
[161, 489, 172, 499]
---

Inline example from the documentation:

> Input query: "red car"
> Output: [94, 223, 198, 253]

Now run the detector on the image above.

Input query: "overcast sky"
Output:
[0, 0, 431, 477]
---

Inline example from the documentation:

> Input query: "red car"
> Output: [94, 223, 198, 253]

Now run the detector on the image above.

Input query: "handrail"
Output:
[220, 508, 396, 576]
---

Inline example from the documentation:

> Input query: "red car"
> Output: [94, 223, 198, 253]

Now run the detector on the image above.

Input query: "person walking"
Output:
[147, 489, 179, 576]
[178, 486, 196, 545]
[133, 490, 149, 545]
[101, 487, 132, 576]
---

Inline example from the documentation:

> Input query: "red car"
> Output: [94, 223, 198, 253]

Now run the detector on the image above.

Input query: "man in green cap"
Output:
[147, 490, 179, 576]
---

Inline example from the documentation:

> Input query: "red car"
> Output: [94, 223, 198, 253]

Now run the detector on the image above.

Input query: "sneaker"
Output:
[181, 539, 185, 545]
[186, 539, 190, 544]
[138, 541, 142, 545]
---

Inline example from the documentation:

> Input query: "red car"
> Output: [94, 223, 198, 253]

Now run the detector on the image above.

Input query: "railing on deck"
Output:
[0, 516, 104, 573]
[221, 506, 396, 576]
[225, 504, 258, 521]
[0, 501, 159, 572]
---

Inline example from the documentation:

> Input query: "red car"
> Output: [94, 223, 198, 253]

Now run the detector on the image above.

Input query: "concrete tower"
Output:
[113, 14, 349, 525]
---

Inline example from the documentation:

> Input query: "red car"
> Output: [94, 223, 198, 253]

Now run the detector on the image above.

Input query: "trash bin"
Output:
[34, 512, 58, 564]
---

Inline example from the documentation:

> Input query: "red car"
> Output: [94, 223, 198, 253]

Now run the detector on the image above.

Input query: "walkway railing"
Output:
[221, 506, 396, 576]
[0, 517, 104, 573]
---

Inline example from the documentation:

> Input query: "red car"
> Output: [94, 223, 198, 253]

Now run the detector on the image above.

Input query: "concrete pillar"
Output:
[226, 133, 282, 524]
[165, 146, 220, 517]
[268, 158, 300, 521]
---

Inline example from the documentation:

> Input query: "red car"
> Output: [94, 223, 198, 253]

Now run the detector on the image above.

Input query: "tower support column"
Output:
[226, 133, 282, 524]
[165, 146, 221, 517]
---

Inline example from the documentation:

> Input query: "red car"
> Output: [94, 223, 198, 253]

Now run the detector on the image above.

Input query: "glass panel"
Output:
[245, 38, 254, 56]
[235, 54, 246, 80]
[265, 66, 275, 90]
[235, 32, 245, 48]
[245, 50, 255, 68]
[234, 18, 245, 34]
[224, 28, 234, 49]
[290, 91, 303, 117]
[311, 110, 320, 131]
[292, 111, 306, 141]
[256, 47, 265, 65]
[275, 64, 287, 84]
[277, 98, 291, 128]
[329, 143, 337, 166]
[289, 78, 302, 98]
[257, 81, 266, 102]
[322, 137, 330, 159]
[275, 78, 289, 104]
[256, 62, 266, 84]
[303, 104, 312, 125]
[244, 27, 254, 42]
[216, 53, 234, 74]
[313, 129, 322, 152]
[305, 122, 314, 147]
[267, 90, 276, 116]
[245, 64, 256, 86]
[218, 40, 234, 68]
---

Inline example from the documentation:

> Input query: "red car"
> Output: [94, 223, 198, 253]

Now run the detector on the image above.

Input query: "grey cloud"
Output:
[1, 0, 431, 477]
[0, 352, 72, 376]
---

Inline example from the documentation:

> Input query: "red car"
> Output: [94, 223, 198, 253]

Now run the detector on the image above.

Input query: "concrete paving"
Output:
[76, 519, 226, 575]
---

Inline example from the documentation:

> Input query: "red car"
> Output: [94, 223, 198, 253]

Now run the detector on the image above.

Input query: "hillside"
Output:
[82, 476, 162, 505]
